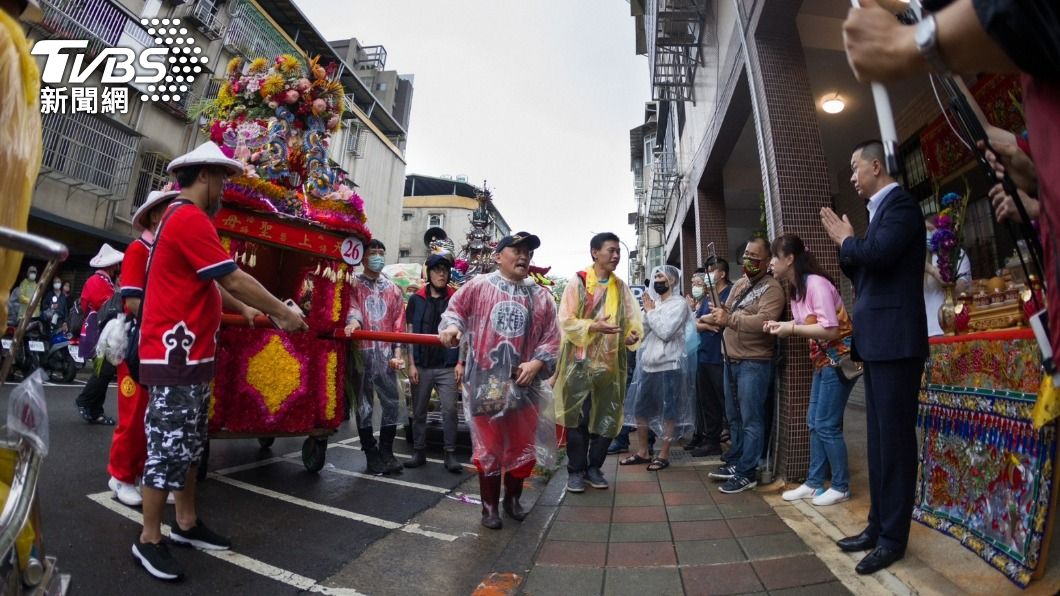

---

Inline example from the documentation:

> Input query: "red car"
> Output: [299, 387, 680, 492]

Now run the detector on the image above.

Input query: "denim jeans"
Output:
[805, 366, 854, 493]
[722, 359, 773, 479]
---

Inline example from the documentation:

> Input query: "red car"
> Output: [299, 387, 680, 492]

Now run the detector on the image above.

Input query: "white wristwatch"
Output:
[915, 15, 949, 75]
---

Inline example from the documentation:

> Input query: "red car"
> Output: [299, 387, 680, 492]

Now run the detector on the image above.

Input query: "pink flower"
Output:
[284, 90, 299, 104]
[297, 78, 311, 91]
[312, 98, 327, 115]
[326, 115, 340, 130]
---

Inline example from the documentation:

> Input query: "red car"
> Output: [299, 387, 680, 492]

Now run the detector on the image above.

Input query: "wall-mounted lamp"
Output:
[821, 92, 845, 114]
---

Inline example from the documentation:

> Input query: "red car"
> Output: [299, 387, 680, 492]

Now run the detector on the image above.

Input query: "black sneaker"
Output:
[585, 468, 609, 490]
[566, 472, 586, 493]
[708, 464, 736, 481]
[132, 541, 184, 581]
[719, 475, 758, 494]
[170, 520, 231, 551]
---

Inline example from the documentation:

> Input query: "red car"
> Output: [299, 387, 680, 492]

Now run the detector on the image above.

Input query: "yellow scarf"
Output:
[584, 266, 620, 328]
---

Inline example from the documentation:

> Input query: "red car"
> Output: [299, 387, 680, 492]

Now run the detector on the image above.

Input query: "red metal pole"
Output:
[220, 314, 443, 345]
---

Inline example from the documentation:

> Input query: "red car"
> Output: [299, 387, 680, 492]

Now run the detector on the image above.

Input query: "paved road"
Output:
[9, 383, 548, 595]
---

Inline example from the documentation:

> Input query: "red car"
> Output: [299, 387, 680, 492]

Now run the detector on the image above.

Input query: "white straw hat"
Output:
[132, 190, 181, 232]
[89, 243, 124, 269]
[166, 142, 243, 177]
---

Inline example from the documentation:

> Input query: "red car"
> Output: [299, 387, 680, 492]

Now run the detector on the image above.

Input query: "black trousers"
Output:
[75, 359, 116, 416]
[863, 358, 924, 551]
[566, 395, 611, 475]
[696, 362, 725, 445]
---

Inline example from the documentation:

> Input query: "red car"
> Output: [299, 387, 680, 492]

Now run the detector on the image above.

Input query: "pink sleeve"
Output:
[389, 286, 406, 333]
[803, 275, 840, 328]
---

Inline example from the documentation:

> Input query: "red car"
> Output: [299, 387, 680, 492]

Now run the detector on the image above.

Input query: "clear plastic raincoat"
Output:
[624, 265, 697, 441]
[440, 271, 560, 478]
[554, 268, 642, 438]
[347, 272, 407, 428]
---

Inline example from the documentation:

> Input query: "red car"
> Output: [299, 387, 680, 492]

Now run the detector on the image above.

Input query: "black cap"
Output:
[495, 231, 541, 253]
[425, 253, 454, 270]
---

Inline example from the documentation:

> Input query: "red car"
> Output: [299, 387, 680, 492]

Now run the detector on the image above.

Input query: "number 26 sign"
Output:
[341, 237, 364, 265]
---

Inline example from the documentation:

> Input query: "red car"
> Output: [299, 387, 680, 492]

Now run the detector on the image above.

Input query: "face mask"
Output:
[53, 282, 62, 290]
[366, 255, 386, 272]
[706, 273, 715, 285]
[691, 286, 704, 299]
[742, 257, 762, 277]
[653, 281, 669, 295]
[27, 273, 36, 281]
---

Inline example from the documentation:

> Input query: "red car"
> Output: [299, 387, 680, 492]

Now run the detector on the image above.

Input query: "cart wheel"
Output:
[257, 437, 275, 449]
[197, 440, 210, 480]
[302, 437, 327, 472]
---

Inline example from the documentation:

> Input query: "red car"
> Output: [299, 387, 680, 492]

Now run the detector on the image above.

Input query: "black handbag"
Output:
[127, 201, 185, 385]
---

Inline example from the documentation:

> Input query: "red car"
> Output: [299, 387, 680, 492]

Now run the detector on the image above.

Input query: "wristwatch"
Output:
[914, 14, 949, 75]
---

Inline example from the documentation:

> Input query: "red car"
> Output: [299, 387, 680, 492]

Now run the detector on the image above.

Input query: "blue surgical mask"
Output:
[366, 255, 386, 272]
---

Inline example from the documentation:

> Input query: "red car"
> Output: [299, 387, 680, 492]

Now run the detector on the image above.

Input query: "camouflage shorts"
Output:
[142, 384, 211, 491]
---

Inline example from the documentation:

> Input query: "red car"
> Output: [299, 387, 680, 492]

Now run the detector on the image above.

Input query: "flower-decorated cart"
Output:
[195, 53, 379, 471]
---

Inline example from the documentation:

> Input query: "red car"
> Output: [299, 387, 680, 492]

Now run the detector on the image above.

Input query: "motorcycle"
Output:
[2, 318, 79, 383]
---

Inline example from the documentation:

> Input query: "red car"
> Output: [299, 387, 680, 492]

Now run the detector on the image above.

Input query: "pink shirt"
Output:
[791, 274, 852, 370]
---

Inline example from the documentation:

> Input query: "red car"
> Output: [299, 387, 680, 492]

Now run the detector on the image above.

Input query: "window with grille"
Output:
[131, 152, 170, 215]
[344, 120, 366, 158]
[402, 213, 413, 222]
[399, 249, 410, 258]
[428, 214, 444, 228]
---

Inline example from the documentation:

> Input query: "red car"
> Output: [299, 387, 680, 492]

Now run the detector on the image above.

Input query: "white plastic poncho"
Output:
[440, 271, 560, 478]
[624, 265, 697, 442]
[346, 272, 408, 428]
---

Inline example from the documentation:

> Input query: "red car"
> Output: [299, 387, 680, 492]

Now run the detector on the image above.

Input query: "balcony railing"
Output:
[646, 0, 708, 102]
[223, 0, 300, 59]
[37, 0, 154, 57]
[176, 0, 225, 41]
[40, 111, 140, 201]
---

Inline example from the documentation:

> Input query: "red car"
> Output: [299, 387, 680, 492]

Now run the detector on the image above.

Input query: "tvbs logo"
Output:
[32, 40, 167, 85]
[31, 18, 207, 115]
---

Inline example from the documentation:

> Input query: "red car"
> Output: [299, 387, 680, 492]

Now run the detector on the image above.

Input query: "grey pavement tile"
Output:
[614, 493, 665, 507]
[602, 567, 683, 596]
[548, 521, 611, 543]
[658, 479, 708, 492]
[752, 555, 837, 591]
[716, 498, 776, 519]
[726, 515, 793, 538]
[738, 533, 813, 560]
[667, 504, 724, 522]
[674, 538, 747, 566]
[671, 520, 733, 541]
[769, 581, 853, 596]
[564, 489, 616, 507]
[522, 566, 604, 596]
[609, 522, 672, 543]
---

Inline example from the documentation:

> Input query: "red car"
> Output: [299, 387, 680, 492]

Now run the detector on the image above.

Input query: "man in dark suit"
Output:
[820, 140, 928, 575]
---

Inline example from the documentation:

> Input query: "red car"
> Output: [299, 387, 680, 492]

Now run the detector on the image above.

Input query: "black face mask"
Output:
[653, 281, 669, 295]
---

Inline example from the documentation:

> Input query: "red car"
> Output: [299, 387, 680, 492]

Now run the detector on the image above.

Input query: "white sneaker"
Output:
[812, 488, 851, 507]
[109, 477, 144, 507]
[782, 484, 823, 502]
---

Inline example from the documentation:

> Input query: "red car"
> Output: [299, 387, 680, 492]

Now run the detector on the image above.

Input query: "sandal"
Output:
[619, 454, 651, 466]
[81, 409, 115, 425]
[647, 458, 670, 471]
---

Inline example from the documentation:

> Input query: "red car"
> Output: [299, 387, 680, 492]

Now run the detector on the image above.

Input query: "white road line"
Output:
[207, 474, 459, 542]
[212, 457, 287, 476]
[274, 457, 479, 500]
[331, 442, 447, 465]
[86, 492, 367, 595]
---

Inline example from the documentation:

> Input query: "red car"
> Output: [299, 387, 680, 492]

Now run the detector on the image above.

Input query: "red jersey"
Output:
[80, 269, 115, 314]
[119, 236, 150, 304]
[138, 200, 238, 386]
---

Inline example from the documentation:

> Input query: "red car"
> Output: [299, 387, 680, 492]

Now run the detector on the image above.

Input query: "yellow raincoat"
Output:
[554, 268, 642, 437]
[0, 9, 42, 324]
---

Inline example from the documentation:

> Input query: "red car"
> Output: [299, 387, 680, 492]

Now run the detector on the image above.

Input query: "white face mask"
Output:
[53, 282, 62, 290]
[27, 273, 36, 281]
[691, 286, 704, 299]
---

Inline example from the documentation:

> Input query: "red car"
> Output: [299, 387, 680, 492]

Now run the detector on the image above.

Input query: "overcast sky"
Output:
[293, 0, 649, 281]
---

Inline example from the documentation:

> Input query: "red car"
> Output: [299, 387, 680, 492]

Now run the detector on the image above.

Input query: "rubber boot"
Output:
[404, 449, 427, 468]
[479, 473, 503, 530]
[364, 446, 385, 475]
[379, 426, 403, 475]
[502, 474, 527, 522]
[443, 450, 462, 473]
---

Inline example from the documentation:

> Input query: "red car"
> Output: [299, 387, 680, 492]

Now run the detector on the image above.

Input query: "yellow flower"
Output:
[248, 57, 269, 73]
[278, 54, 301, 75]
[261, 73, 286, 98]
[325, 351, 338, 420]
[332, 264, 345, 322]
[226, 57, 243, 76]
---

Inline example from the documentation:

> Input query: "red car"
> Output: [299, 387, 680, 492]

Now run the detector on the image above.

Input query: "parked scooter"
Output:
[2, 318, 79, 383]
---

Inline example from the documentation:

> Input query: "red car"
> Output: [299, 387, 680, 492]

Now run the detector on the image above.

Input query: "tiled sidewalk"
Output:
[521, 456, 850, 596]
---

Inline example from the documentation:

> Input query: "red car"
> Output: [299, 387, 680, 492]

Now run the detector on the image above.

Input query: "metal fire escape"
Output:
[648, 0, 708, 103]
[647, 104, 678, 234]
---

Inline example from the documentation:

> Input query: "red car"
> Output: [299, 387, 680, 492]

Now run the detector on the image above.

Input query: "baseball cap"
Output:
[494, 231, 541, 253]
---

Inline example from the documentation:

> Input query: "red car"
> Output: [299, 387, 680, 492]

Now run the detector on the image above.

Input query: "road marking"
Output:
[212, 457, 287, 476]
[329, 442, 448, 465]
[86, 492, 367, 595]
[274, 457, 479, 500]
[207, 473, 459, 542]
